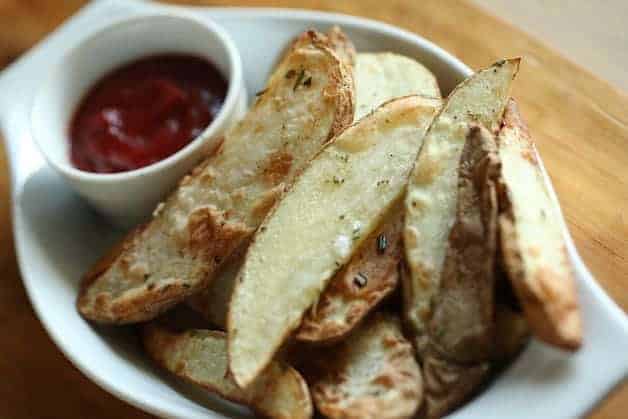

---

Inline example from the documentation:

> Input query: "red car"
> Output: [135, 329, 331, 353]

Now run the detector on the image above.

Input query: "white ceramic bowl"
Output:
[2, 1, 627, 418]
[30, 10, 246, 228]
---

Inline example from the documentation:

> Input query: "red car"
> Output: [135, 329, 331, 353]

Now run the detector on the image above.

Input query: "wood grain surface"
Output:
[0, 0, 626, 418]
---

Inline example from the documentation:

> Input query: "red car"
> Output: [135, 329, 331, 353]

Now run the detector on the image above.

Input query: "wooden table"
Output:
[1, 1, 626, 417]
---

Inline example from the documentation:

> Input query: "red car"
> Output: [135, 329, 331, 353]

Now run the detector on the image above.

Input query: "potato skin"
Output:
[497, 99, 581, 350]
[428, 124, 500, 363]
[418, 124, 499, 419]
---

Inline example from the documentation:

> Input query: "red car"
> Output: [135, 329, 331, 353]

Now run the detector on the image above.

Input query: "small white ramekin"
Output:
[30, 10, 246, 228]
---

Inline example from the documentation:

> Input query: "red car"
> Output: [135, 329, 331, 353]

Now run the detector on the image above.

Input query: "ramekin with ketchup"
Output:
[31, 10, 246, 227]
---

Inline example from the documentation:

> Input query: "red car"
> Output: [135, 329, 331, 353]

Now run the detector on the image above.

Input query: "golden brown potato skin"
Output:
[497, 99, 581, 350]
[428, 124, 500, 362]
[420, 124, 499, 419]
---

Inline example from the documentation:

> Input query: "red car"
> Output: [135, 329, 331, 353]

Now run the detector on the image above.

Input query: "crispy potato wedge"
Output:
[418, 125, 498, 418]
[354, 52, 441, 119]
[403, 58, 519, 347]
[428, 124, 500, 362]
[229, 95, 441, 387]
[296, 201, 403, 343]
[497, 99, 581, 350]
[307, 313, 422, 419]
[143, 324, 312, 419]
[77, 29, 355, 324]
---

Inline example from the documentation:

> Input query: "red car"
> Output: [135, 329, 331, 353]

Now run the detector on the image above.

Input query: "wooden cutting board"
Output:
[0, 1, 626, 418]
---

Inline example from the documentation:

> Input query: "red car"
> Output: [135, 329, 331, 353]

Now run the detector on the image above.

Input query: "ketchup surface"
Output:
[70, 54, 227, 173]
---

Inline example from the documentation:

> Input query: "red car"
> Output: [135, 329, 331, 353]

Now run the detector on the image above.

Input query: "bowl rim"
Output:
[29, 9, 243, 183]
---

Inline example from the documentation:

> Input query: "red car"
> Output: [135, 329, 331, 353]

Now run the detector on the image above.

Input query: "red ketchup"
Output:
[70, 54, 227, 173]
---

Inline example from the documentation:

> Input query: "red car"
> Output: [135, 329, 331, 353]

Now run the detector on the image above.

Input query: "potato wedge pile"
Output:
[78, 27, 582, 419]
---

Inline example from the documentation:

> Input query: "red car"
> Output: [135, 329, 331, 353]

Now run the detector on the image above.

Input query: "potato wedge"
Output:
[403, 58, 519, 347]
[143, 324, 312, 419]
[229, 95, 441, 387]
[428, 124, 500, 362]
[307, 313, 422, 419]
[296, 201, 403, 343]
[497, 99, 581, 350]
[354, 52, 441, 119]
[417, 124, 498, 418]
[77, 29, 355, 324]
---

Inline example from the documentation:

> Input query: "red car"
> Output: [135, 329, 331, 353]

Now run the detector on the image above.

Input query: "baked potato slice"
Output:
[296, 201, 403, 343]
[419, 124, 499, 418]
[354, 52, 441, 119]
[78, 29, 355, 324]
[228, 95, 441, 387]
[428, 124, 500, 362]
[403, 58, 519, 347]
[143, 324, 312, 419]
[497, 99, 581, 350]
[307, 313, 422, 419]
